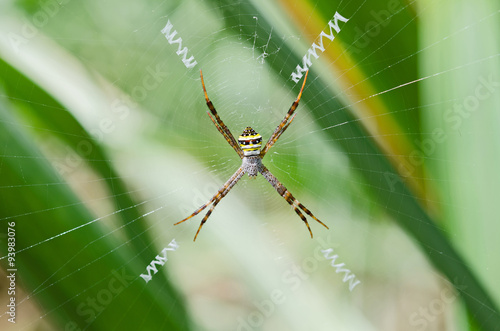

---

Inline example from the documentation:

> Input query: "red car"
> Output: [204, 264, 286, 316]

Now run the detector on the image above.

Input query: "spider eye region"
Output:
[238, 127, 262, 156]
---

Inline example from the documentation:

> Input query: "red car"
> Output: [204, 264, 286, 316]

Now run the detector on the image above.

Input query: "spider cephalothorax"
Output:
[175, 70, 329, 241]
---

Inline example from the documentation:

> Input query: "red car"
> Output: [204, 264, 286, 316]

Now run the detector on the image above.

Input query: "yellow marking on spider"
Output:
[176, 70, 327, 241]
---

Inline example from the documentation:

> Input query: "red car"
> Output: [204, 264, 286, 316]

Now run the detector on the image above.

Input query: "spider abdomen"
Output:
[238, 127, 262, 156]
[177, 70, 328, 241]
[242, 155, 263, 177]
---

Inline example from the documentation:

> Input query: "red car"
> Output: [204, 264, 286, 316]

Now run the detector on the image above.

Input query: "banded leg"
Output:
[200, 70, 244, 159]
[175, 167, 245, 241]
[207, 112, 240, 153]
[261, 70, 309, 157]
[260, 165, 328, 237]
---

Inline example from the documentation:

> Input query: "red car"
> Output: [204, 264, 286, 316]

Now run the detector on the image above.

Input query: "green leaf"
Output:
[210, 0, 500, 329]
[0, 36, 191, 331]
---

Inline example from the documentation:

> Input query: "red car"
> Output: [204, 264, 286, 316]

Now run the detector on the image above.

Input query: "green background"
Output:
[0, 0, 499, 330]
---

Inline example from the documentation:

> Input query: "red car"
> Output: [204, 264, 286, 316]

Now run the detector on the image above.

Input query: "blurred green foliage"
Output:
[0, 0, 499, 330]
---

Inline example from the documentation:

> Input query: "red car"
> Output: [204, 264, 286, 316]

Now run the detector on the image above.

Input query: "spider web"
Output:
[0, 0, 499, 330]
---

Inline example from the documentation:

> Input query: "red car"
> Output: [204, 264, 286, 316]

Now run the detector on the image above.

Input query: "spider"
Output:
[175, 70, 329, 241]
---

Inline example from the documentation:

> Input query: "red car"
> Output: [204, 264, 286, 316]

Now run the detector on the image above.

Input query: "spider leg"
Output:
[175, 167, 245, 241]
[261, 70, 308, 158]
[280, 113, 296, 135]
[193, 196, 221, 241]
[207, 111, 243, 156]
[200, 70, 244, 159]
[260, 165, 328, 238]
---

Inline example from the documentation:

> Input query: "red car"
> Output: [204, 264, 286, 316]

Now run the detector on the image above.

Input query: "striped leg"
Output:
[261, 70, 309, 158]
[260, 165, 328, 237]
[200, 70, 244, 159]
[175, 167, 245, 241]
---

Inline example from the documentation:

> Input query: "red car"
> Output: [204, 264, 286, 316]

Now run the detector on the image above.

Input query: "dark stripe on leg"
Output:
[284, 191, 313, 238]
[296, 201, 329, 229]
[194, 199, 220, 241]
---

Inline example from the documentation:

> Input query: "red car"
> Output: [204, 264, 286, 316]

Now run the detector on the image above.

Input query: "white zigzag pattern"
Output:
[321, 248, 360, 291]
[161, 20, 198, 69]
[140, 239, 179, 283]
